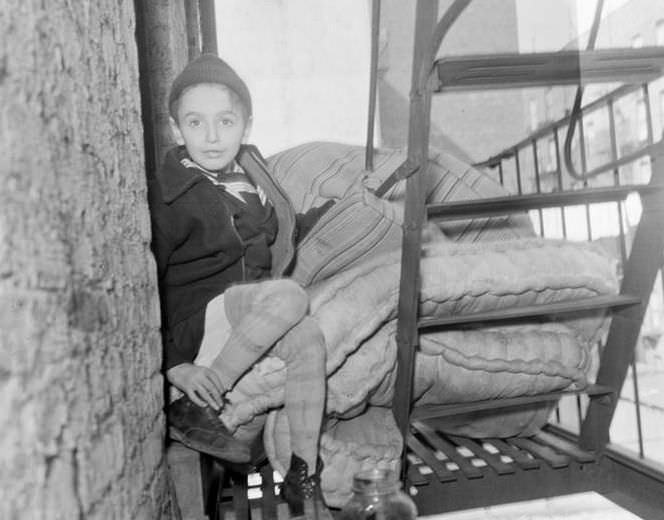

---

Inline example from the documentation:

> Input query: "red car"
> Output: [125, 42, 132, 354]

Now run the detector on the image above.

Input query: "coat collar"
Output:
[158, 146, 206, 204]
[158, 147, 250, 203]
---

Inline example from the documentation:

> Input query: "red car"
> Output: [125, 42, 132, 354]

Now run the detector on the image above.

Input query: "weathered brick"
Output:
[1, 0, 189, 517]
[44, 453, 83, 520]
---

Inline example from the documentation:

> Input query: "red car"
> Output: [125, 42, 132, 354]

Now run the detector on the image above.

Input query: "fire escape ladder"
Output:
[390, 0, 664, 513]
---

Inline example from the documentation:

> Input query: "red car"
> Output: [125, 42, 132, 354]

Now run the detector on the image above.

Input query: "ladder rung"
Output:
[426, 185, 658, 220]
[407, 434, 458, 483]
[484, 438, 542, 470]
[410, 384, 614, 421]
[447, 434, 516, 475]
[507, 437, 570, 469]
[534, 430, 596, 463]
[434, 47, 664, 92]
[414, 422, 485, 479]
[417, 294, 641, 329]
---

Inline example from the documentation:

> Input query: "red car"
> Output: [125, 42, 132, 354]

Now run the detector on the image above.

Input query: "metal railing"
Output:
[475, 78, 664, 462]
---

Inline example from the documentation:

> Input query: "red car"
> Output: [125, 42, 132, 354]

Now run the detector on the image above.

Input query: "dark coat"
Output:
[148, 144, 327, 368]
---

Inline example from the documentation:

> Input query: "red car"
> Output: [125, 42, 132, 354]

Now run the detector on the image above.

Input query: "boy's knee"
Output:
[262, 279, 308, 323]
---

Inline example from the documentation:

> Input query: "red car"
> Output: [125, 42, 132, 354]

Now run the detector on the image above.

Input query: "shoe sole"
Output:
[169, 426, 251, 463]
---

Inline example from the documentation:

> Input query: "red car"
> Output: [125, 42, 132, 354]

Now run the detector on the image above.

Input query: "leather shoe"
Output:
[167, 395, 251, 463]
[280, 453, 333, 520]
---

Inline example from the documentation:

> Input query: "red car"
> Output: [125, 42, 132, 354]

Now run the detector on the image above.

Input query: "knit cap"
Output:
[168, 53, 252, 118]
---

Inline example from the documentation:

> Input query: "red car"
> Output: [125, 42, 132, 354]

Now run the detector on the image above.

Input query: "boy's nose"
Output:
[205, 123, 219, 143]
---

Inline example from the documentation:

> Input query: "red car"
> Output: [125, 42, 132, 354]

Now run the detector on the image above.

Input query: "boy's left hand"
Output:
[166, 363, 226, 410]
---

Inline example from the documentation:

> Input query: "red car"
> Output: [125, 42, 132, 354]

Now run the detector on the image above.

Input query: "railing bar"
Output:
[617, 140, 646, 462]
[578, 145, 657, 180]
[411, 384, 615, 420]
[616, 202, 629, 257]
[515, 147, 523, 195]
[558, 0, 604, 185]
[418, 295, 641, 329]
[578, 112, 588, 171]
[498, 161, 504, 186]
[531, 139, 545, 235]
[643, 83, 654, 146]
[475, 83, 648, 168]
[607, 97, 629, 274]
[608, 100, 629, 262]
[608, 98, 619, 179]
[583, 82, 642, 114]
[576, 112, 594, 240]
[393, 0, 439, 480]
[609, 93, 647, 459]
[631, 357, 646, 458]
[505, 142, 654, 183]
[482, 137, 655, 181]
[364, 0, 381, 172]
[622, 227, 644, 460]
[426, 185, 656, 219]
[532, 139, 542, 193]
[553, 127, 568, 238]
[480, 127, 656, 189]
[607, 123, 635, 464]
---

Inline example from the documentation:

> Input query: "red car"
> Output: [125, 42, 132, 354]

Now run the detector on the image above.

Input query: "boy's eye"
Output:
[220, 118, 235, 127]
[187, 119, 202, 128]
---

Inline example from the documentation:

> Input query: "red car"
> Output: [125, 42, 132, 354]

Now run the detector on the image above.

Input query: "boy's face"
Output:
[170, 83, 251, 171]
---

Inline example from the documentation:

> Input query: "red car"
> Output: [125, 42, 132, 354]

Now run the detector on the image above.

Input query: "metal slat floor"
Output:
[406, 421, 604, 516]
[207, 422, 605, 519]
[206, 462, 291, 520]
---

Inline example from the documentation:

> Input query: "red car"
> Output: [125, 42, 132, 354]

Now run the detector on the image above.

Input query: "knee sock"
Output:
[274, 316, 327, 476]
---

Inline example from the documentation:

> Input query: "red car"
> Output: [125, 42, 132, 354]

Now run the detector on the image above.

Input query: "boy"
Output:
[148, 54, 333, 519]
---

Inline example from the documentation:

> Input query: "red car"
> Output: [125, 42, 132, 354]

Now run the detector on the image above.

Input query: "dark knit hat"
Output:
[168, 54, 252, 118]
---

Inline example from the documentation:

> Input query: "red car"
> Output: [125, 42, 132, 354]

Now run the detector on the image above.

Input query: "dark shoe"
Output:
[280, 453, 333, 520]
[167, 395, 251, 463]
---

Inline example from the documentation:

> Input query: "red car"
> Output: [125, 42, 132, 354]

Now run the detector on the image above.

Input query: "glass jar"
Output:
[339, 468, 418, 519]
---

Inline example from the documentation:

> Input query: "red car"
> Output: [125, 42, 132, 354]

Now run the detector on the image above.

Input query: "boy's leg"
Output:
[167, 304, 252, 463]
[207, 278, 309, 391]
[208, 279, 326, 472]
[273, 316, 332, 519]
[273, 316, 326, 472]
[167, 279, 307, 464]
[203, 279, 331, 518]
[206, 279, 325, 467]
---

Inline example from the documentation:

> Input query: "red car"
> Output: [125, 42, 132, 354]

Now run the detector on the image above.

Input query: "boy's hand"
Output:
[166, 363, 226, 410]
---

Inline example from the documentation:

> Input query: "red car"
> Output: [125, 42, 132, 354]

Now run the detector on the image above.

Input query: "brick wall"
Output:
[0, 1, 179, 518]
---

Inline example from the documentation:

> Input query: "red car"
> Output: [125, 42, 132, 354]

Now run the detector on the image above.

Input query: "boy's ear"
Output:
[242, 116, 253, 144]
[169, 116, 185, 146]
